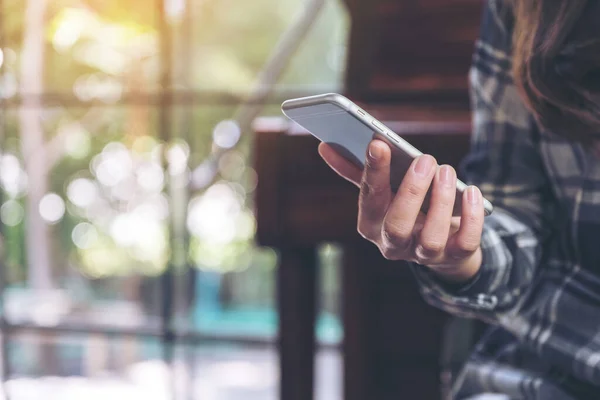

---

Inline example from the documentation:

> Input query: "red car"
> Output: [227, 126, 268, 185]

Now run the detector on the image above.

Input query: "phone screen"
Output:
[284, 103, 374, 169]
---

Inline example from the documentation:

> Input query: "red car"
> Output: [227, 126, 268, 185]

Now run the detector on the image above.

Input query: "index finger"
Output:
[357, 140, 393, 235]
[318, 142, 363, 185]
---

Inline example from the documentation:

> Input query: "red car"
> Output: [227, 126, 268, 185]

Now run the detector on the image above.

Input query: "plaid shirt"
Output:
[411, 1, 600, 399]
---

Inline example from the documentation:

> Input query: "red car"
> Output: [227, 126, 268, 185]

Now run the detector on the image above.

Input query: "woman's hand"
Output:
[318, 139, 485, 283]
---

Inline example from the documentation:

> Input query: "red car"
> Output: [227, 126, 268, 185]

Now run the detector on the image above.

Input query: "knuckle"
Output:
[414, 239, 445, 264]
[414, 245, 435, 264]
[461, 213, 483, 231]
[419, 239, 446, 255]
[380, 243, 404, 261]
[437, 195, 455, 209]
[382, 223, 412, 248]
[404, 182, 425, 200]
[462, 212, 481, 226]
[455, 236, 480, 253]
[383, 220, 411, 239]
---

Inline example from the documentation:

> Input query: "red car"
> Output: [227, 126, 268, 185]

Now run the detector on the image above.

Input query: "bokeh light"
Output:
[218, 150, 246, 181]
[167, 141, 190, 175]
[74, 42, 127, 76]
[165, 0, 186, 19]
[0, 154, 28, 197]
[67, 178, 98, 209]
[0, 72, 18, 99]
[135, 197, 170, 221]
[93, 142, 133, 187]
[187, 182, 243, 244]
[0, 200, 25, 227]
[73, 74, 124, 103]
[62, 123, 92, 159]
[52, 9, 87, 52]
[109, 208, 167, 263]
[132, 136, 158, 155]
[191, 161, 217, 189]
[39, 193, 66, 223]
[71, 222, 99, 249]
[244, 167, 259, 193]
[213, 120, 241, 149]
[136, 161, 164, 192]
[112, 178, 137, 201]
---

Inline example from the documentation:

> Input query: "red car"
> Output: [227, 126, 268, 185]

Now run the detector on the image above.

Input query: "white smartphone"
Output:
[281, 93, 493, 216]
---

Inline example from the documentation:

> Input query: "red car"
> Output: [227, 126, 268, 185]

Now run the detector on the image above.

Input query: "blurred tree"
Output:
[19, 0, 52, 291]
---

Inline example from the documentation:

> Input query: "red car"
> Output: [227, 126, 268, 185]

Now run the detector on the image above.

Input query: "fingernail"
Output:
[439, 165, 454, 186]
[368, 142, 383, 160]
[467, 186, 480, 205]
[414, 155, 435, 176]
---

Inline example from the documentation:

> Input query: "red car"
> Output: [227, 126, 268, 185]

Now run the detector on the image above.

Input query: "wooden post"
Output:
[277, 247, 318, 400]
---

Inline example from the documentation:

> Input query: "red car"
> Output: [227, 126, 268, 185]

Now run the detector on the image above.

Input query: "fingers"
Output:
[446, 186, 484, 260]
[381, 154, 437, 255]
[415, 165, 457, 263]
[357, 140, 393, 240]
[320, 137, 484, 268]
[318, 142, 363, 186]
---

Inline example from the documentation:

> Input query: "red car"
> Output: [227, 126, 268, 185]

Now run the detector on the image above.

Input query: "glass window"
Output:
[0, 0, 349, 397]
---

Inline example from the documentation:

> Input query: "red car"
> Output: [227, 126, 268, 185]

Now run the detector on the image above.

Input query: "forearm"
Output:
[414, 214, 600, 387]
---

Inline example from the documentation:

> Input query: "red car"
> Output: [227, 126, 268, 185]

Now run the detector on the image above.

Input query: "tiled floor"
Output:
[0, 348, 342, 400]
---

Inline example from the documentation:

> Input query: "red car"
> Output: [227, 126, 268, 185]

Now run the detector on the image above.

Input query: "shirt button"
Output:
[476, 294, 497, 309]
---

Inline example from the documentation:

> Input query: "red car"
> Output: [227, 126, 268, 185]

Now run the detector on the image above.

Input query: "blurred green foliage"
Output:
[0, 0, 348, 311]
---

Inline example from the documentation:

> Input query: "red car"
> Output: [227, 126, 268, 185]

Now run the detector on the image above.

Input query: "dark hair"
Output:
[511, 0, 600, 143]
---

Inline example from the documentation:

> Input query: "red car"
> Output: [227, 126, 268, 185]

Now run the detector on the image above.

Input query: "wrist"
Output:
[428, 247, 483, 284]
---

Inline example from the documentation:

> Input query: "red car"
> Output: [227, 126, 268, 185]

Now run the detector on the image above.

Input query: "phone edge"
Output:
[281, 93, 351, 112]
